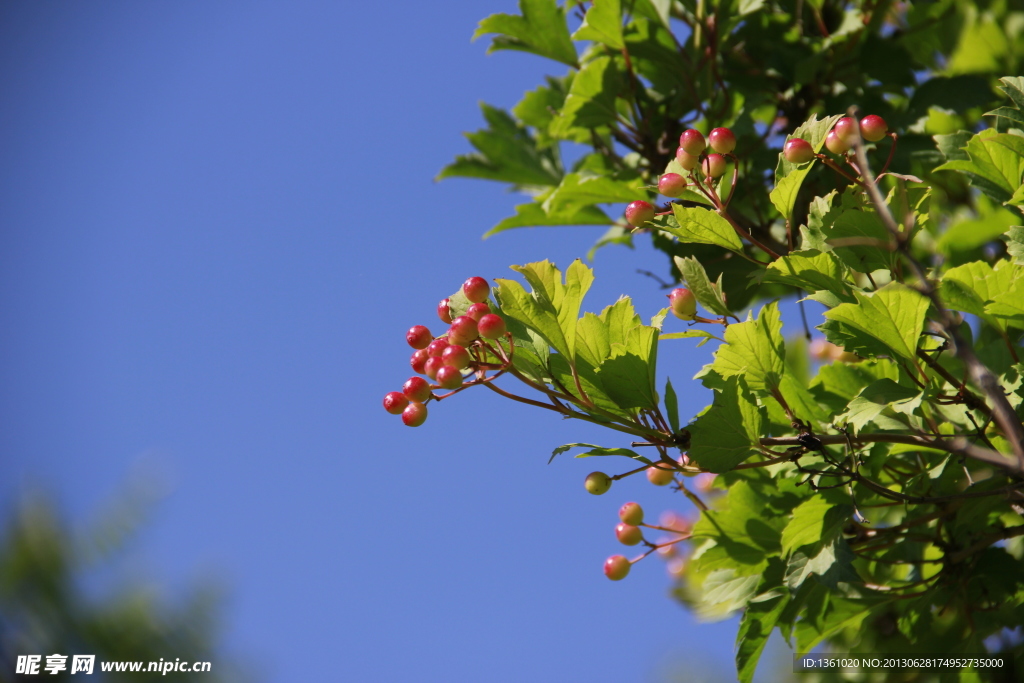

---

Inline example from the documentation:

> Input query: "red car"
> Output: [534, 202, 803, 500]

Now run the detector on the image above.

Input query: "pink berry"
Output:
[383, 391, 409, 415]
[462, 277, 490, 304]
[402, 376, 431, 403]
[675, 147, 700, 170]
[410, 349, 429, 374]
[825, 129, 850, 154]
[702, 153, 727, 178]
[833, 117, 858, 145]
[477, 314, 506, 340]
[467, 302, 490, 321]
[647, 465, 675, 486]
[619, 501, 644, 526]
[437, 298, 453, 324]
[435, 365, 463, 389]
[616, 523, 644, 546]
[783, 137, 815, 164]
[406, 325, 432, 350]
[708, 127, 736, 154]
[604, 555, 631, 581]
[585, 472, 612, 495]
[679, 128, 706, 155]
[402, 401, 428, 427]
[448, 316, 479, 346]
[426, 338, 450, 358]
[658, 173, 688, 197]
[624, 200, 656, 227]
[860, 114, 888, 142]
[441, 344, 471, 369]
[424, 356, 445, 380]
[668, 287, 697, 321]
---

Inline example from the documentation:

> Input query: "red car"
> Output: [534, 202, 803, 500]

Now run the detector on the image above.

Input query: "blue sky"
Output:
[0, 2, 804, 680]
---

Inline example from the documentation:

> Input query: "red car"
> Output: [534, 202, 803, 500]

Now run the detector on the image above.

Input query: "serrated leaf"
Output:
[674, 256, 732, 316]
[551, 56, 622, 135]
[763, 249, 851, 300]
[665, 205, 744, 253]
[664, 377, 680, 433]
[822, 283, 929, 362]
[770, 114, 841, 220]
[659, 329, 723, 347]
[935, 130, 1024, 203]
[1006, 226, 1024, 265]
[712, 301, 785, 396]
[509, 259, 593, 361]
[549, 442, 649, 464]
[483, 202, 610, 238]
[940, 260, 1023, 332]
[571, 0, 623, 49]
[986, 276, 1024, 328]
[542, 172, 648, 217]
[827, 209, 898, 273]
[785, 538, 859, 591]
[736, 590, 789, 683]
[473, 0, 578, 67]
[838, 378, 922, 432]
[438, 103, 563, 186]
[781, 499, 851, 556]
[688, 377, 766, 472]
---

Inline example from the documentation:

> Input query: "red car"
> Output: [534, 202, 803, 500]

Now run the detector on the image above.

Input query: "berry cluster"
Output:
[783, 115, 890, 164]
[382, 276, 509, 427]
[624, 127, 738, 228]
[603, 501, 693, 581]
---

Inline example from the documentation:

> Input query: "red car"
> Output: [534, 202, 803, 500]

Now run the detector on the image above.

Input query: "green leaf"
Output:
[598, 321, 659, 410]
[549, 442, 649, 464]
[496, 278, 570, 361]
[785, 538, 859, 591]
[510, 259, 593, 360]
[673, 256, 732, 316]
[827, 209, 898, 273]
[483, 202, 610, 238]
[986, 276, 1024, 328]
[437, 103, 563, 186]
[688, 377, 766, 472]
[571, 0, 623, 49]
[473, 0, 578, 67]
[542, 172, 647, 217]
[822, 283, 929, 362]
[659, 329, 723, 346]
[551, 56, 622, 135]
[770, 114, 841, 220]
[838, 378, 922, 432]
[736, 588, 789, 683]
[664, 205, 745, 253]
[941, 259, 1024, 331]
[712, 301, 786, 396]
[664, 377, 680, 433]
[781, 498, 851, 556]
[1006, 226, 1024, 265]
[762, 249, 851, 300]
[935, 130, 1024, 203]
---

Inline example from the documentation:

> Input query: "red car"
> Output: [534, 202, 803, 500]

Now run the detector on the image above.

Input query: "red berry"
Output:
[679, 128, 706, 155]
[435, 365, 463, 389]
[616, 523, 644, 546]
[410, 349, 429, 374]
[441, 344, 471, 369]
[604, 555, 631, 581]
[426, 338, 450, 358]
[402, 377, 431, 403]
[860, 115, 888, 142]
[833, 117, 858, 144]
[825, 129, 850, 154]
[406, 325, 432, 350]
[675, 147, 700, 170]
[619, 502, 644, 526]
[624, 200, 656, 227]
[668, 287, 697, 321]
[783, 137, 815, 164]
[702, 153, 727, 178]
[383, 391, 409, 415]
[647, 465, 674, 486]
[467, 302, 490, 321]
[658, 173, 688, 197]
[462, 276, 490, 304]
[708, 127, 736, 154]
[448, 316, 479, 346]
[402, 401, 428, 427]
[585, 472, 612, 495]
[424, 356, 445, 380]
[477, 314, 506, 340]
[437, 298, 453, 324]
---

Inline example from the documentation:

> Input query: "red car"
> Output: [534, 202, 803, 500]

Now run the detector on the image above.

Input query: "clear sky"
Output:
[0, 2, 798, 680]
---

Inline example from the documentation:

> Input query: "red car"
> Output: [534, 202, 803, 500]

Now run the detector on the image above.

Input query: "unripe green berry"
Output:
[647, 465, 675, 486]
[585, 471, 612, 495]
[675, 147, 700, 170]
[668, 287, 697, 321]
[619, 501, 644, 526]
[824, 129, 850, 154]
[604, 554, 631, 581]
[658, 173, 687, 197]
[702, 153, 727, 178]
[615, 523, 643, 546]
